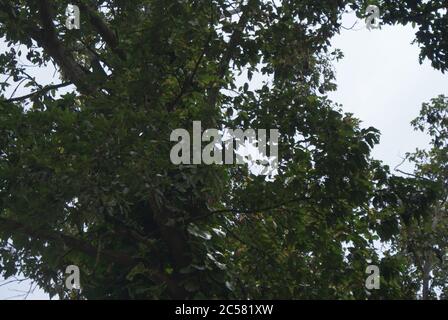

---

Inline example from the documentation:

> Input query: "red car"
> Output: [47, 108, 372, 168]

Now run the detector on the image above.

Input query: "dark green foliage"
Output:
[0, 0, 446, 299]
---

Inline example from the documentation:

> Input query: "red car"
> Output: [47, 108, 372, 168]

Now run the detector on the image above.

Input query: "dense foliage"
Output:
[0, 0, 446, 299]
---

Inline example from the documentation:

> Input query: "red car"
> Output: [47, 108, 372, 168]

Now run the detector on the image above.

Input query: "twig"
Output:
[4, 82, 72, 103]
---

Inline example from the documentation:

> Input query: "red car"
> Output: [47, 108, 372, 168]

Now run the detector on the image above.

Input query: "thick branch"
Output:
[30, 0, 96, 95]
[75, 1, 126, 60]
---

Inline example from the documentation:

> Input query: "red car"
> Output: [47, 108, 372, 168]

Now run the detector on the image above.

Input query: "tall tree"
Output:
[382, 96, 448, 299]
[0, 0, 446, 299]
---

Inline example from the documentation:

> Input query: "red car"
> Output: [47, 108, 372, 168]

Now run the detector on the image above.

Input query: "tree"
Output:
[0, 0, 446, 299]
[351, 0, 448, 72]
[375, 96, 448, 299]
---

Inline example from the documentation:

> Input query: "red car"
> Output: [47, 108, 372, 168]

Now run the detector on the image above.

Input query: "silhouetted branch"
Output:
[4, 82, 72, 103]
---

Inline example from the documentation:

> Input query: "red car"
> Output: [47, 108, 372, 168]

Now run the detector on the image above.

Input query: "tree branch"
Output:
[4, 82, 72, 103]
[75, 0, 126, 60]
[28, 0, 97, 95]
[190, 195, 314, 222]
[206, 0, 255, 121]
[0, 216, 133, 267]
[0, 215, 188, 298]
[167, 32, 213, 112]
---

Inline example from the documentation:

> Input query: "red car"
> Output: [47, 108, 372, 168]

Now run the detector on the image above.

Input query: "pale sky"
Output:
[329, 12, 448, 173]
[1, 11, 447, 299]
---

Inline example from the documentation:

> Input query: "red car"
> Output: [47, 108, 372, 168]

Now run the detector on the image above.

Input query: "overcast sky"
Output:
[329, 12, 448, 173]
[1, 11, 447, 299]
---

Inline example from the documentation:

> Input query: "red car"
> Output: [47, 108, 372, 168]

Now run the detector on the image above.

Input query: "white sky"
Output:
[1, 11, 447, 299]
[329, 12, 448, 173]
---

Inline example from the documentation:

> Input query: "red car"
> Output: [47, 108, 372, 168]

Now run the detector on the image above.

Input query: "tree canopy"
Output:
[0, 0, 447, 299]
